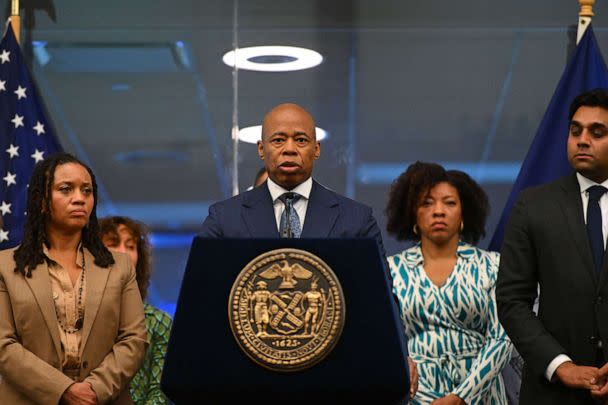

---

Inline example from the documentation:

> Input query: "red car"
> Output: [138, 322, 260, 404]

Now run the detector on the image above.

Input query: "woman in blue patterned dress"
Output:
[385, 162, 512, 405]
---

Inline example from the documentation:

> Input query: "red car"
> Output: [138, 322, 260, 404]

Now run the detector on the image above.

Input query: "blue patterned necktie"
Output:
[587, 185, 607, 274]
[279, 192, 302, 238]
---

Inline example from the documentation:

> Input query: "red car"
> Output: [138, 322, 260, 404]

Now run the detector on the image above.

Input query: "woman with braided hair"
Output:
[0, 152, 147, 405]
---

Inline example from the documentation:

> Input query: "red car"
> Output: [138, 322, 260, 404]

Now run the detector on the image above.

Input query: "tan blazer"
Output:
[0, 247, 148, 405]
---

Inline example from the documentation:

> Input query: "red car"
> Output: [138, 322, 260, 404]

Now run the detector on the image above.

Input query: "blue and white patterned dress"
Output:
[389, 242, 512, 405]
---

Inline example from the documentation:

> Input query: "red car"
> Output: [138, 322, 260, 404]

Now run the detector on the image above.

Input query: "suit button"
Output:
[82, 361, 88, 369]
[590, 336, 604, 348]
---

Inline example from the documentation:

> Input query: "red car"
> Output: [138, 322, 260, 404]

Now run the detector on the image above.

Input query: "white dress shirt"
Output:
[545, 173, 608, 381]
[266, 177, 313, 232]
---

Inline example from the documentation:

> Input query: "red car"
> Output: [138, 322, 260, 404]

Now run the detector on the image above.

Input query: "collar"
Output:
[267, 177, 313, 203]
[42, 242, 85, 268]
[405, 240, 476, 267]
[576, 172, 608, 194]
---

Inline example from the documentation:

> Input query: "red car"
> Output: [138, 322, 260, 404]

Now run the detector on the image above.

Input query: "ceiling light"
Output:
[238, 125, 328, 144]
[222, 46, 323, 72]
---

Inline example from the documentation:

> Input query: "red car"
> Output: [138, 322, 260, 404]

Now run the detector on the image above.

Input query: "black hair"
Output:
[569, 88, 608, 120]
[13, 152, 114, 277]
[385, 161, 489, 244]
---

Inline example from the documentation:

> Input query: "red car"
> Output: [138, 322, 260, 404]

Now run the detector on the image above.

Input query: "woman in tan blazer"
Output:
[0, 153, 148, 405]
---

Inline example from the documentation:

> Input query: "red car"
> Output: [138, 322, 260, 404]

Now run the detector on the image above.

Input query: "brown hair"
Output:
[99, 216, 152, 300]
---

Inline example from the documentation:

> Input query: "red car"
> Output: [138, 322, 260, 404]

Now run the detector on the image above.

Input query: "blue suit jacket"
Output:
[200, 180, 386, 257]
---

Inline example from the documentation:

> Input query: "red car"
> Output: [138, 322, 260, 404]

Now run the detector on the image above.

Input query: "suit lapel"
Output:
[600, 247, 608, 289]
[558, 175, 598, 285]
[80, 248, 110, 355]
[300, 181, 339, 238]
[24, 261, 63, 361]
[241, 185, 280, 238]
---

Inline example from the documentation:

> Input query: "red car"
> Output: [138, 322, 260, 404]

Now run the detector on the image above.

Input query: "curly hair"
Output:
[385, 161, 489, 244]
[99, 216, 152, 301]
[13, 152, 114, 277]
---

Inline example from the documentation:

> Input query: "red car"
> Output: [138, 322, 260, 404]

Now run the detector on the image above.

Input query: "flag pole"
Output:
[577, 0, 595, 44]
[9, 0, 20, 44]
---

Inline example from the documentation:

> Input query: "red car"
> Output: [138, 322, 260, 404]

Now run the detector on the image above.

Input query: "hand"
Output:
[407, 356, 419, 399]
[554, 361, 601, 390]
[591, 362, 608, 403]
[61, 382, 97, 405]
[430, 393, 466, 405]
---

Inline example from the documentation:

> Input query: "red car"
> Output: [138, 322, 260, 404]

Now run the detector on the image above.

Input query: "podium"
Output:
[161, 237, 410, 404]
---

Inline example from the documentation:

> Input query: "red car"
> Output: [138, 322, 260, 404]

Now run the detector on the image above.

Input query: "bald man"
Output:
[200, 103, 385, 254]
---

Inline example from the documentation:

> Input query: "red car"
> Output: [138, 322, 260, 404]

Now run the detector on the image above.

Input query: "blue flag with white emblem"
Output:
[0, 22, 62, 249]
[489, 26, 608, 251]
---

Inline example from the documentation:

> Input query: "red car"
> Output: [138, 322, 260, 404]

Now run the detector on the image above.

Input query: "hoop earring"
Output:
[460, 221, 464, 232]
[413, 224, 419, 235]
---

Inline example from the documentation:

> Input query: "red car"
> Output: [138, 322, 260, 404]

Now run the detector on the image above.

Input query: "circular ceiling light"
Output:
[238, 125, 328, 144]
[223, 46, 323, 72]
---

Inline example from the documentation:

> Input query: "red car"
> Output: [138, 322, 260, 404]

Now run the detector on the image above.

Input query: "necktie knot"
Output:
[588, 185, 608, 203]
[279, 192, 300, 205]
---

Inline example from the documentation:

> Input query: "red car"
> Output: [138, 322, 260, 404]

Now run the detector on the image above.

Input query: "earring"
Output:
[413, 224, 419, 235]
[460, 221, 464, 232]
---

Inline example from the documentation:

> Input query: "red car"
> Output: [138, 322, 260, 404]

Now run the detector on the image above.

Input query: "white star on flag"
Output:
[31, 149, 44, 163]
[11, 114, 23, 128]
[33, 121, 45, 135]
[0, 201, 11, 215]
[0, 50, 9, 64]
[14, 85, 26, 100]
[3, 172, 16, 187]
[0, 22, 63, 249]
[6, 144, 19, 158]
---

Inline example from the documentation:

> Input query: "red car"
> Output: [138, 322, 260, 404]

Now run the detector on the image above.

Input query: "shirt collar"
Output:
[405, 240, 474, 267]
[267, 177, 313, 203]
[576, 172, 608, 194]
[42, 242, 85, 268]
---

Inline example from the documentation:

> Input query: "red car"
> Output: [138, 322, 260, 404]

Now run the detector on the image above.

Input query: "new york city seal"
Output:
[228, 248, 346, 372]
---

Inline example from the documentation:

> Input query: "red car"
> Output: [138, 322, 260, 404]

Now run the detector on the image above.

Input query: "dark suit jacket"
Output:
[496, 174, 608, 405]
[200, 180, 386, 256]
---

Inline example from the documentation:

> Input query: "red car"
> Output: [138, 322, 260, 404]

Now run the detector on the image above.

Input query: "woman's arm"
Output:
[0, 272, 74, 404]
[84, 261, 148, 403]
[452, 252, 513, 404]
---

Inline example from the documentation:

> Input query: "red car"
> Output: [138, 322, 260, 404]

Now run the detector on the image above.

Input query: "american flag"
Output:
[0, 22, 62, 250]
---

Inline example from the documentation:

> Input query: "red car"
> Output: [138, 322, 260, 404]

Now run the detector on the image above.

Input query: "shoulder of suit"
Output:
[0, 246, 18, 259]
[107, 250, 133, 275]
[209, 186, 258, 209]
[0, 246, 18, 272]
[519, 174, 573, 200]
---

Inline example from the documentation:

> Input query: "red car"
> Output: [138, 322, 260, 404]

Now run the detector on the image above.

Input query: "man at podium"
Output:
[166, 103, 415, 404]
[200, 102, 385, 254]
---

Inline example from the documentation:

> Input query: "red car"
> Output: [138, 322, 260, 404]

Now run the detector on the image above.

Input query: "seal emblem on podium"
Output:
[228, 248, 346, 372]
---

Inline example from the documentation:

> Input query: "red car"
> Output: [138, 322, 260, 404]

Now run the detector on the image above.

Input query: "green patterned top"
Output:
[130, 303, 173, 405]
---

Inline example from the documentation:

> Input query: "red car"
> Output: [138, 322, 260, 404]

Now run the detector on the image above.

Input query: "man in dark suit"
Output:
[497, 88, 608, 405]
[200, 103, 385, 252]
